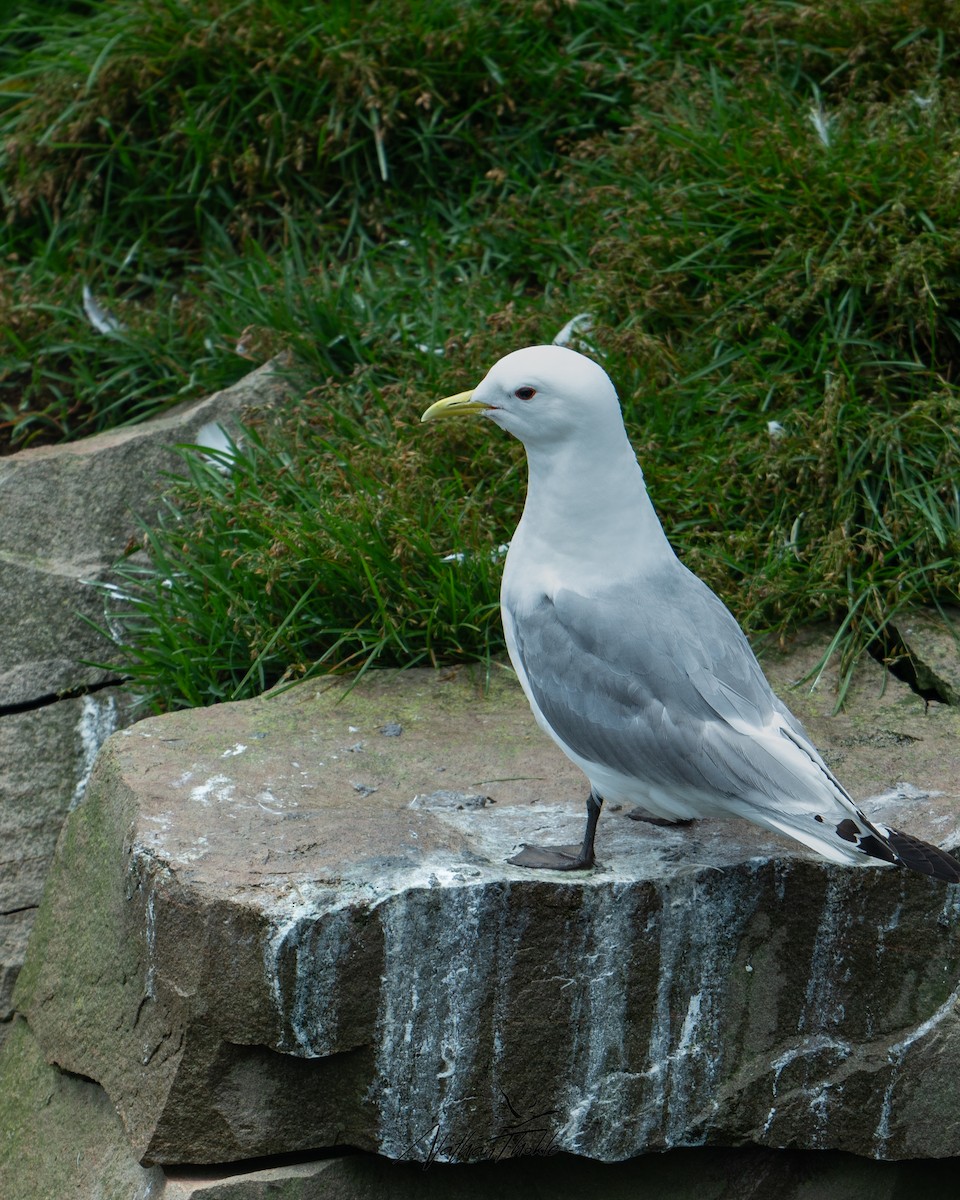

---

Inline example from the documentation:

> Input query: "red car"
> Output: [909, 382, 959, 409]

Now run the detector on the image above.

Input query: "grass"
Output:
[100, 415, 509, 709]
[0, 0, 647, 445]
[2, 0, 959, 709]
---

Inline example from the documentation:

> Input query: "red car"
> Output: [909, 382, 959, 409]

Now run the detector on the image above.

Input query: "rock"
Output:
[0, 914, 33, 1028]
[141, 1153, 960, 1200]
[0, 360, 294, 1047]
[0, 358, 292, 707]
[0, 689, 127, 1024]
[11, 637, 960, 1174]
[6, 1003, 959, 1200]
[889, 607, 960, 706]
[0, 1018, 164, 1200]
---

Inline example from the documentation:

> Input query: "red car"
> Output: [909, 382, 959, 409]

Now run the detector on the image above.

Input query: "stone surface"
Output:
[0, 360, 293, 1048]
[11, 633, 960, 1172]
[0, 690, 121, 911]
[0, 688, 126, 1024]
[6, 1004, 960, 1200]
[0, 913, 33, 1028]
[0, 1018, 164, 1200]
[142, 1154, 960, 1200]
[891, 606, 960, 706]
[4, 1015, 960, 1200]
[0, 357, 292, 706]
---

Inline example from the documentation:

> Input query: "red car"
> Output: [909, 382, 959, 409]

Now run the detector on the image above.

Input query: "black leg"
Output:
[508, 790, 603, 871]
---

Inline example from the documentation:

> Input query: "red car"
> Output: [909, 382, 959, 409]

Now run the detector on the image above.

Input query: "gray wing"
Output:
[509, 563, 839, 807]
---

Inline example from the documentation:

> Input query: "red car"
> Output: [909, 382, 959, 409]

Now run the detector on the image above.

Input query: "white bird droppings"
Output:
[189, 774, 235, 805]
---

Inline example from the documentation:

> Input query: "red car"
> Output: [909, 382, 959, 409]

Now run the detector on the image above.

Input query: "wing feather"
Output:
[507, 563, 841, 812]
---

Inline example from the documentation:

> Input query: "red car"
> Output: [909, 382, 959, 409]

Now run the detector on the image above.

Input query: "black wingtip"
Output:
[884, 827, 960, 884]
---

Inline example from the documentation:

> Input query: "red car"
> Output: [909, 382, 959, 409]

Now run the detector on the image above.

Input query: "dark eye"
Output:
[514, 386, 536, 401]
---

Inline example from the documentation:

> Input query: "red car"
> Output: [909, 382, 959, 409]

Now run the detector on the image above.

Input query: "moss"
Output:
[0, 1018, 163, 1200]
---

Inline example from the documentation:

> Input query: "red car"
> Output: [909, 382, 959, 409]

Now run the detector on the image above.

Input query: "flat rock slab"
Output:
[14, 633, 960, 1167]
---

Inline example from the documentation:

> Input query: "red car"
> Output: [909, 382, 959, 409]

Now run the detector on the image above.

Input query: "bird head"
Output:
[421, 345, 622, 448]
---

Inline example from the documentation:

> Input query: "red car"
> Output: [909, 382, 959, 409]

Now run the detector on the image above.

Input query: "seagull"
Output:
[422, 345, 960, 884]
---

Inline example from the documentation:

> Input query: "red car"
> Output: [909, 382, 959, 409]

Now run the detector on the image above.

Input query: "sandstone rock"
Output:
[0, 914, 33, 1027]
[0, 689, 126, 1024]
[889, 607, 960, 706]
[129, 1153, 960, 1200]
[0, 360, 294, 1048]
[0, 691, 121, 911]
[6, 1003, 959, 1200]
[0, 1018, 164, 1200]
[0, 357, 292, 706]
[12, 636, 960, 1172]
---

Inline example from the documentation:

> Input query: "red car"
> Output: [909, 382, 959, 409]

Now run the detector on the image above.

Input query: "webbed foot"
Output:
[509, 789, 603, 872]
[626, 810, 696, 827]
[508, 843, 596, 871]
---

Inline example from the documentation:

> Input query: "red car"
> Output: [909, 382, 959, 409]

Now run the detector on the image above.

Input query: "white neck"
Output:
[504, 427, 676, 597]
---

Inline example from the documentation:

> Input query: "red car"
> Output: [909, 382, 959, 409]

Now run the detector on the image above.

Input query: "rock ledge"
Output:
[12, 636, 960, 1168]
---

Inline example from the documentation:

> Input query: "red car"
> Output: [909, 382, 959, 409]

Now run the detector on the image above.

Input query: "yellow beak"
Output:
[420, 389, 489, 423]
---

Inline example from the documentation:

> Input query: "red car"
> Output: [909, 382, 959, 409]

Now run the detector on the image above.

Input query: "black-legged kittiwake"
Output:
[422, 345, 960, 884]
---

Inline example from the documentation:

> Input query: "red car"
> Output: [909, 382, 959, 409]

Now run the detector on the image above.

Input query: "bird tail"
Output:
[828, 810, 960, 883]
[750, 805, 960, 884]
[873, 824, 960, 883]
